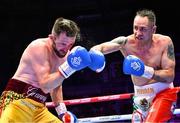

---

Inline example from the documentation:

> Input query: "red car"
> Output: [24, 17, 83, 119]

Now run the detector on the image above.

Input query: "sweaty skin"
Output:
[12, 32, 76, 104]
[0, 18, 79, 123]
[91, 16, 175, 86]
[90, 10, 176, 122]
[123, 34, 175, 86]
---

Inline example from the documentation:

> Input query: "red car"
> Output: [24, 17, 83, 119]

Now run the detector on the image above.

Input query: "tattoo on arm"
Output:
[167, 44, 175, 61]
[111, 36, 128, 45]
[153, 74, 167, 82]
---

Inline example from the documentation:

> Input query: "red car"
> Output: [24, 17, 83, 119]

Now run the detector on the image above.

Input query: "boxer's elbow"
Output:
[163, 71, 175, 83]
[39, 82, 51, 94]
[166, 73, 175, 83]
[39, 79, 63, 94]
[153, 70, 174, 83]
[41, 88, 50, 94]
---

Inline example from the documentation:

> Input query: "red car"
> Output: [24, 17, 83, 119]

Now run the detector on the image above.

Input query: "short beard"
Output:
[52, 43, 66, 58]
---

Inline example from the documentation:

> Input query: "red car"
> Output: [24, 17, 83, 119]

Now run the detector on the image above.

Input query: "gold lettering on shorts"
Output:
[136, 88, 155, 94]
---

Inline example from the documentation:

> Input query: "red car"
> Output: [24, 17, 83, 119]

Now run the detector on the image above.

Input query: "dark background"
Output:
[0, 0, 180, 121]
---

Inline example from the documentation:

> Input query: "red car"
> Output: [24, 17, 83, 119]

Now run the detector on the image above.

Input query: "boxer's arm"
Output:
[51, 86, 67, 118]
[27, 43, 65, 93]
[50, 85, 63, 106]
[51, 87, 77, 123]
[91, 36, 128, 54]
[150, 38, 175, 83]
[29, 45, 91, 93]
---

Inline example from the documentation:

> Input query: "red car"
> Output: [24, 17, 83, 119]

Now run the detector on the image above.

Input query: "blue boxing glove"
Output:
[88, 49, 106, 72]
[123, 55, 154, 79]
[55, 103, 77, 123]
[59, 46, 91, 78]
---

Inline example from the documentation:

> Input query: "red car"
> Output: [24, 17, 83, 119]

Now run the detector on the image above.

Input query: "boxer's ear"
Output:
[152, 25, 157, 34]
[49, 34, 56, 41]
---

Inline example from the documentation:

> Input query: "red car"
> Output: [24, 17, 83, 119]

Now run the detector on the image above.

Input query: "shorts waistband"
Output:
[4, 79, 49, 104]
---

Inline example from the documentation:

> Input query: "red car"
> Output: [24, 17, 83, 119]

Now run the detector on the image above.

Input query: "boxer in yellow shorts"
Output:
[0, 17, 84, 123]
[0, 79, 61, 123]
[0, 98, 60, 123]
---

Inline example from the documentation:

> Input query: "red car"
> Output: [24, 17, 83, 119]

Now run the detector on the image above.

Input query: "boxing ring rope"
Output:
[46, 93, 134, 107]
[46, 92, 180, 122]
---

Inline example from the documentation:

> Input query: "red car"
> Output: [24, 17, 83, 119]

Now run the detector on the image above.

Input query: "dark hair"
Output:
[136, 9, 156, 25]
[52, 17, 80, 37]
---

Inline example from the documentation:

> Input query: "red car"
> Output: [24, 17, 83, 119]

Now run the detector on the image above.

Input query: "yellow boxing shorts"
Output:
[0, 98, 62, 123]
[0, 79, 62, 123]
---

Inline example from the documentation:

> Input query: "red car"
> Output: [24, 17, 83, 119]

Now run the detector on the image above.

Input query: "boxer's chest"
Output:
[49, 53, 67, 73]
[126, 46, 162, 69]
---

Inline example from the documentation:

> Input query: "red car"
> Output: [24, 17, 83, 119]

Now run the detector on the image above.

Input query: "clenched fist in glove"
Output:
[123, 55, 154, 79]
[59, 46, 91, 78]
[88, 49, 106, 73]
[55, 102, 77, 123]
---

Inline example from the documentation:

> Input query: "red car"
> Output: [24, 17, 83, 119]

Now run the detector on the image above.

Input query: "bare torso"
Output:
[12, 38, 68, 87]
[121, 34, 170, 86]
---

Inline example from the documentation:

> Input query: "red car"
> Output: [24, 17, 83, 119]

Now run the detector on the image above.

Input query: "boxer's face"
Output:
[52, 32, 76, 58]
[133, 16, 156, 42]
